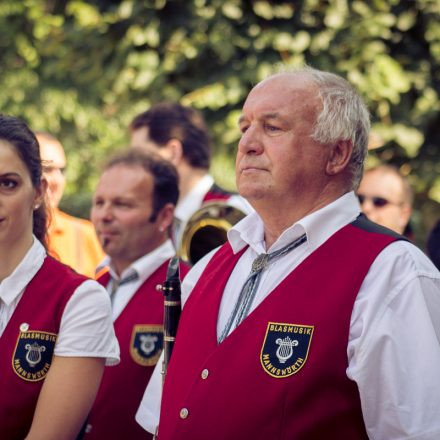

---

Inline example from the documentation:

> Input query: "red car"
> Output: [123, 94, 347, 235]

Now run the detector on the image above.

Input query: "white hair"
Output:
[269, 67, 370, 189]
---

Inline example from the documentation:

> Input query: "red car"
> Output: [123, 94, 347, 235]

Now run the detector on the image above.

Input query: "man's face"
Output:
[357, 169, 411, 234]
[91, 164, 163, 270]
[37, 136, 66, 208]
[130, 127, 174, 162]
[236, 74, 327, 209]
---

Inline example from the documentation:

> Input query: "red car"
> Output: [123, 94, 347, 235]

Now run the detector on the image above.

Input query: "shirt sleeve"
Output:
[54, 279, 120, 366]
[136, 248, 218, 433]
[347, 241, 440, 439]
[136, 354, 163, 434]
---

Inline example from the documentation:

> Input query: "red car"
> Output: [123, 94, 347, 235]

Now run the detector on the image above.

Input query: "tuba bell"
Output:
[178, 201, 247, 266]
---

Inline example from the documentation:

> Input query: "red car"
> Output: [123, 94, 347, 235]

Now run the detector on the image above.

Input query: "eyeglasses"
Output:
[357, 194, 399, 208]
[42, 165, 66, 175]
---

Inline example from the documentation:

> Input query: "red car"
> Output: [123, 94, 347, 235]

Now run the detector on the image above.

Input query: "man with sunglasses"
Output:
[37, 132, 104, 277]
[357, 164, 413, 235]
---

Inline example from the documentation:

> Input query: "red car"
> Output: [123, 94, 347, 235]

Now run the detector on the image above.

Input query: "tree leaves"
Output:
[0, 0, 439, 238]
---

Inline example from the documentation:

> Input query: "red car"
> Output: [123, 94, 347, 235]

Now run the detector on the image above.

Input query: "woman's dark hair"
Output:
[0, 115, 48, 247]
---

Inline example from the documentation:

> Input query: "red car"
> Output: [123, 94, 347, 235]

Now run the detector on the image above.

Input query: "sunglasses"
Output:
[42, 165, 66, 175]
[357, 194, 395, 208]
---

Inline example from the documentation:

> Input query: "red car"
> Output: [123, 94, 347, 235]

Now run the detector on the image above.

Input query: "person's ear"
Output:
[164, 139, 184, 166]
[325, 140, 353, 176]
[33, 177, 48, 210]
[156, 203, 175, 233]
[398, 203, 412, 232]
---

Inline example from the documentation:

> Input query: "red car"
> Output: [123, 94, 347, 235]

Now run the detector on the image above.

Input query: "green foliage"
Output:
[1, 0, 439, 239]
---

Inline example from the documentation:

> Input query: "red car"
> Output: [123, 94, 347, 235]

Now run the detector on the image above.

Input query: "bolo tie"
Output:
[218, 233, 307, 343]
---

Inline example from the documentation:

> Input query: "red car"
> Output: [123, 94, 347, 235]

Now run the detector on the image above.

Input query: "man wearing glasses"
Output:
[357, 164, 413, 235]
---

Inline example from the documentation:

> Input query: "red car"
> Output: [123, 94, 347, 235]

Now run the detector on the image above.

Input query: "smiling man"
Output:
[137, 67, 440, 440]
[85, 150, 188, 440]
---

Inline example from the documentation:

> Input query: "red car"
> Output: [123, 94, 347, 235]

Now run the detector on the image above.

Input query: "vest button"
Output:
[180, 408, 189, 419]
[201, 368, 209, 379]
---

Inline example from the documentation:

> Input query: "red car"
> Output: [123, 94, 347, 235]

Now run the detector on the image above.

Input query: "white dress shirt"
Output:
[98, 239, 176, 321]
[173, 174, 252, 246]
[137, 192, 440, 439]
[0, 237, 119, 364]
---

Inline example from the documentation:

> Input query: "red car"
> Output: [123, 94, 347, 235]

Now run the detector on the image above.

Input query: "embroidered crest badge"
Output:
[130, 325, 163, 366]
[260, 322, 314, 378]
[12, 325, 57, 382]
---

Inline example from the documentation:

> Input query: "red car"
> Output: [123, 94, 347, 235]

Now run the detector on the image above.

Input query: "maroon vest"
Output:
[158, 218, 401, 439]
[85, 260, 189, 440]
[0, 256, 87, 440]
[202, 183, 234, 203]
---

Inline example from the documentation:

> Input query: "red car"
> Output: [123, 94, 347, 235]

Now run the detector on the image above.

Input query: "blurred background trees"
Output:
[0, 0, 439, 246]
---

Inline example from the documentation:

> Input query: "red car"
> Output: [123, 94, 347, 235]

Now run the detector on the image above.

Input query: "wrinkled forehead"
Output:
[360, 169, 405, 199]
[37, 137, 66, 167]
[243, 73, 322, 121]
[99, 163, 154, 192]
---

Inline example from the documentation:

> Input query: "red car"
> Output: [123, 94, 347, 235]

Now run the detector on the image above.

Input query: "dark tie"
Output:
[172, 217, 183, 248]
[218, 233, 307, 343]
[110, 271, 139, 304]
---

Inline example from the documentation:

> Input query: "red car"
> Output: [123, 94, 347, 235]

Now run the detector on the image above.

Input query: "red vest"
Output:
[158, 218, 400, 440]
[202, 183, 233, 203]
[0, 256, 87, 440]
[85, 260, 189, 440]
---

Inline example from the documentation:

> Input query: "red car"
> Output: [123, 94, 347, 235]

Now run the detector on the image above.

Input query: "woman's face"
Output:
[0, 140, 45, 252]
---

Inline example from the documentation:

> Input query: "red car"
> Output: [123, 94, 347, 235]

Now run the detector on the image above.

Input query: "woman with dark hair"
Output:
[0, 115, 119, 440]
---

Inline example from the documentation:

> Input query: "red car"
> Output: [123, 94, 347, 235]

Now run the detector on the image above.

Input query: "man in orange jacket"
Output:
[37, 132, 104, 277]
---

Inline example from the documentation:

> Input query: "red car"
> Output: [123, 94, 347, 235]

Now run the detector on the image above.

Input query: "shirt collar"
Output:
[228, 191, 360, 254]
[0, 237, 46, 306]
[98, 239, 176, 284]
[174, 174, 214, 223]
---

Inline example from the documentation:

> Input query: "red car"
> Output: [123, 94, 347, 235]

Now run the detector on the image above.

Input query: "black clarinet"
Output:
[157, 256, 182, 379]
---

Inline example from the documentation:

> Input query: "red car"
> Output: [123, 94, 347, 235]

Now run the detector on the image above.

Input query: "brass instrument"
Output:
[178, 201, 246, 266]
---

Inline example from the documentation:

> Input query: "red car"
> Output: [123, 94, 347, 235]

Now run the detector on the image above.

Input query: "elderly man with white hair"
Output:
[137, 67, 440, 440]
